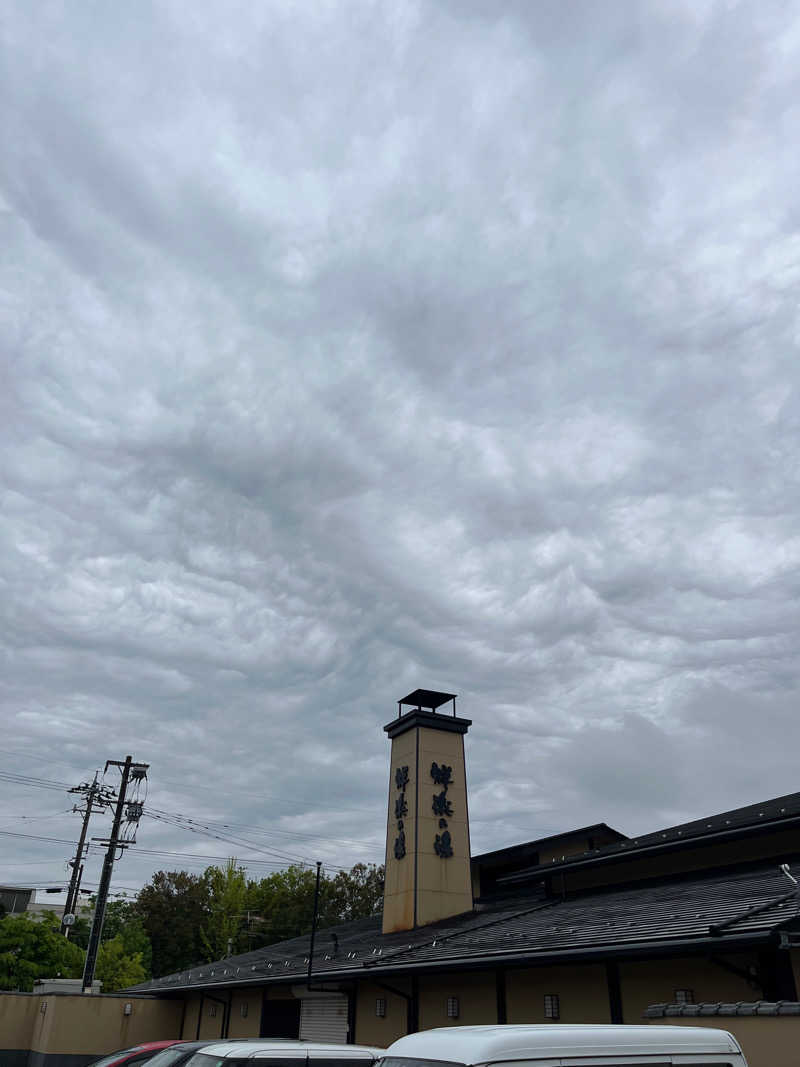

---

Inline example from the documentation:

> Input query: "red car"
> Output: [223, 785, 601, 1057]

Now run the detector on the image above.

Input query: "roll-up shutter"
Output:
[299, 992, 349, 1043]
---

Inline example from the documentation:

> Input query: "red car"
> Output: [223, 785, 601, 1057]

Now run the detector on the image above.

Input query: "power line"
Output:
[0, 765, 381, 854]
[0, 766, 382, 875]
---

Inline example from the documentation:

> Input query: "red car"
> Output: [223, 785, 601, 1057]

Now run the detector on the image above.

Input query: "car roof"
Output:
[198, 1041, 382, 1059]
[383, 1025, 742, 1063]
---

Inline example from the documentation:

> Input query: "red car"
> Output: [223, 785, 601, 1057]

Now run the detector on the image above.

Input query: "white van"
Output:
[378, 1025, 747, 1067]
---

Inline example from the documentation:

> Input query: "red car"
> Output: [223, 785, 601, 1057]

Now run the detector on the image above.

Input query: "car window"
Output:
[88, 1048, 147, 1067]
[126, 1055, 167, 1066]
[146, 1049, 196, 1067]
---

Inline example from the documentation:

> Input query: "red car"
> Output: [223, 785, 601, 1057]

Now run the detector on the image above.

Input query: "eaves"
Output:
[134, 928, 776, 997]
[501, 816, 800, 885]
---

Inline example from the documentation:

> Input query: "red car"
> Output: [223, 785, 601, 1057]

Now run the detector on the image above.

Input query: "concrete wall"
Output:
[0, 992, 182, 1067]
[644, 1014, 800, 1067]
[0, 992, 40, 1064]
[196, 994, 226, 1040]
[620, 955, 757, 1022]
[355, 980, 408, 1048]
[227, 988, 262, 1038]
[180, 994, 202, 1039]
[383, 722, 472, 934]
[418, 970, 496, 1031]
[506, 963, 610, 1023]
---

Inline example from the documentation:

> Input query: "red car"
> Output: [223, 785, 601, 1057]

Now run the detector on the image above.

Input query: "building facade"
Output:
[130, 690, 800, 1054]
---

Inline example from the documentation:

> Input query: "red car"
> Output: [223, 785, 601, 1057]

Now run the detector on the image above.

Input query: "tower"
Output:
[382, 689, 473, 934]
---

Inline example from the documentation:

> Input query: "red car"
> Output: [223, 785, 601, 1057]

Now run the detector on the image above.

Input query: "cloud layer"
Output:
[2, 0, 800, 895]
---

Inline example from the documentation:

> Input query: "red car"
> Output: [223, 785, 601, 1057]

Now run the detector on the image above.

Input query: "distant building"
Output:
[130, 690, 800, 1052]
[0, 885, 34, 915]
[0, 885, 92, 922]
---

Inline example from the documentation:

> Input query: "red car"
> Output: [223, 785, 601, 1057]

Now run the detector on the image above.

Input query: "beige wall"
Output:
[0, 993, 39, 1053]
[383, 726, 418, 934]
[0, 992, 181, 1059]
[620, 955, 756, 1022]
[228, 988, 262, 1038]
[196, 993, 226, 1040]
[416, 728, 473, 928]
[644, 1013, 800, 1067]
[506, 964, 609, 1024]
[418, 970, 495, 1031]
[383, 724, 473, 934]
[355, 980, 408, 1048]
[181, 994, 202, 1039]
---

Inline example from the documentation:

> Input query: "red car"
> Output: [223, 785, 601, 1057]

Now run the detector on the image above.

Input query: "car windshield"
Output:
[146, 1048, 196, 1067]
[88, 1048, 147, 1067]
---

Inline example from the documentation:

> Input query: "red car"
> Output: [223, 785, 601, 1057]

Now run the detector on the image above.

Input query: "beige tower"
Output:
[382, 689, 473, 934]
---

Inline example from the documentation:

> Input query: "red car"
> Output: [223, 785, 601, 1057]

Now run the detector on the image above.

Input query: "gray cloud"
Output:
[1, 0, 800, 896]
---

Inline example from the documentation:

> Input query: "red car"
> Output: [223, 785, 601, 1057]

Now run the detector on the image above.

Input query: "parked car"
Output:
[146, 1041, 264, 1067]
[86, 1041, 184, 1067]
[378, 1025, 747, 1067]
[182, 1040, 382, 1066]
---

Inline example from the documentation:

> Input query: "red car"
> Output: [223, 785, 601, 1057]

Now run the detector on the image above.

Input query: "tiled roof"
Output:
[501, 790, 800, 882]
[645, 1001, 800, 1017]
[129, 860, 800, 994]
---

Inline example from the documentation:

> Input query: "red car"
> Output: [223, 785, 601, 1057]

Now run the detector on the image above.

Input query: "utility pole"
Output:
[61, 773, 113, 937]
[81, 756, 148, 993]
[306, 861, 322, 987]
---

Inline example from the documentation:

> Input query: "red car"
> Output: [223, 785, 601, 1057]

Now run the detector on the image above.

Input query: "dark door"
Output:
[260, 996, 301, 1038]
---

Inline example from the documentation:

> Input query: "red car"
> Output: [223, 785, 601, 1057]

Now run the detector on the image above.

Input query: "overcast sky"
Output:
[2, 1, 800, 901]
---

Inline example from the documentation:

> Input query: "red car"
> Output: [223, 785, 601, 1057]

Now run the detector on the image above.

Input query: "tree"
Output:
[323, 863, 383, 924]
[0, 913, 84, 991]
[96, 936, 147, 991]
[135, 871, 210, 978]
[102, 899, 152, 976]
[245, 865, 321, 947]
[200, 859, 248, 961]
[244, 862, 384, 951]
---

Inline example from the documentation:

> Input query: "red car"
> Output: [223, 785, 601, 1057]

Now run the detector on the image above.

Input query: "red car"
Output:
[87, 1041, 183, 1067]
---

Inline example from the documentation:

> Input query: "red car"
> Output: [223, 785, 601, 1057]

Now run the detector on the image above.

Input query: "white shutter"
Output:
[299, 993, 349, 1043]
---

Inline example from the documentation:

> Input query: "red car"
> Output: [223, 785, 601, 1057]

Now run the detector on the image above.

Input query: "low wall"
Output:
[0, 991, 183, 1067]
[645, 1003, 800, 1067]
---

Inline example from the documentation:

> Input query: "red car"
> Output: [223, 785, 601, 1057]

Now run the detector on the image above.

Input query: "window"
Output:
[446, 996, 459, 1019]
[674, 988, 695, 1004]
[544, 993, 560, 1019]
[375, 997, 387, 1017]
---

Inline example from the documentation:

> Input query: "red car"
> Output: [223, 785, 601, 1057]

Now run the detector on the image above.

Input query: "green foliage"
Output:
[200, 859, 248, 961]
[102, 900, 152, 976]
[68, 915, 90, 950]
[324, 863, 384, 924]
[243, 863, 384, 951]
[0, 913, 84, 991]
[130, 859, 384, 977]
[95, 936, 146, 991]
[135, 870, 209, 978]
[245, 865, 322, 947]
